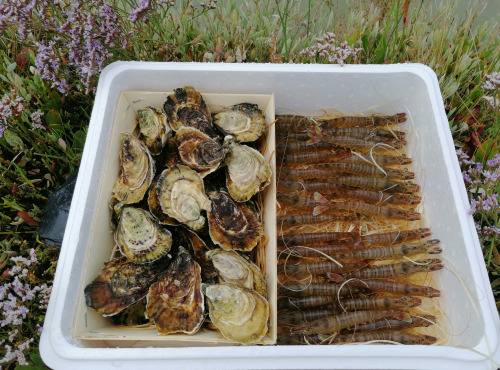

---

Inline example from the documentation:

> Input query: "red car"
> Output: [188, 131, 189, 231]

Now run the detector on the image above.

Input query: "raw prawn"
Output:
[321, 330, 436, 344]
[323, 176, 420, 193]
[320, 113, 406, 128]
[347, 259, 443, 279]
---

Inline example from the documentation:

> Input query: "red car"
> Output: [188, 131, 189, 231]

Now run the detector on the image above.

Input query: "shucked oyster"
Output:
[214, 103, 266, 142]
[112, 133, 154, 204]
[163, 86, 217, 138]
[145, 247, 204, 335]
[174, 127, 225, 177]
[84, 256, 165, 317]
[138, 107, 171, 155]
[156, 165, 211, 231]
[207, 191, 263, 252]
[204, 283, 269, 344]
[224, 137, 271, 202]
[115, 207, 172, 263]
[207, 249, 267, 297]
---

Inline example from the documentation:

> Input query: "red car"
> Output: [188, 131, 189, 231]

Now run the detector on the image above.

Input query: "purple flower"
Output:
[300, 32, 362, 66]
[483, 72, 500, 91]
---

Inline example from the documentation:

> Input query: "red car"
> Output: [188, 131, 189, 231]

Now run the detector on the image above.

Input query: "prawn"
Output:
[347, 314, 436, 332]
[325, 189, 421, 206]
[277, 150, 351, 165]
[278, 283, 369, 299]
[307, 134, 405, 152]
[277, 179, 350, 194]
[278, 296, 422, 325]
[279, 261, 368, 276]
[276, 115, 320, 132]
[319, 113, 406, 128]
[321, 330, 436, 345]
[332, 278, 441, 298]
[323, 176, 420, 193]
[312, 163, 414, 180]
[313, 197, 421, 221]
[277, 213, 357, 227]
[290, 310, 411, 335]
[347, 259, 443, 279]
[360, 229, 431, 246]
[277, 231, 361, 247]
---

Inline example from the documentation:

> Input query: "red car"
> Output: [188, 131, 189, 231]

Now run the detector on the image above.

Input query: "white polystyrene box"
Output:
[41, 62, 500, 369]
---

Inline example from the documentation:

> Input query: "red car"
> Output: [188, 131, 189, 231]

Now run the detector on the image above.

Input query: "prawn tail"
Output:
[313, 205, 329, 216]
[313, 192, 329, 203]
[393, 312, 412, 323]
[307, 133, 321, 146]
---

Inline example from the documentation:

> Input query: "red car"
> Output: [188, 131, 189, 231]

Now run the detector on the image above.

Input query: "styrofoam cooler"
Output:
[40, 62, 500, 369]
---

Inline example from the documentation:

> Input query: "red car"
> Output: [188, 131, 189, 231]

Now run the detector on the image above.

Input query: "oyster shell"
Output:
[145, 247, 204, 335]
[112, 133, 154, 204]
[207, 191, 263, 252]
[84, 256, 165, 317]
[214, 103, 266, 142]
[163, 86, 217, 137]
[207, 249, 266, 297]
[110, 298, 150, 327]
[137, 107, 171, 155]
[204, 283, 269, 344]
[174, 127, 225, 177]
[180, 228, 217, 280]
[148, 175, 180, 226]
[115, 207, 173, 263]
[156, 165, 211, 231]
[224, 137, 271, 202]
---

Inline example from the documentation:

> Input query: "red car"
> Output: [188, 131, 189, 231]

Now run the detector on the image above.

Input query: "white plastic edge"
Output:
[40, 62, 500, 369]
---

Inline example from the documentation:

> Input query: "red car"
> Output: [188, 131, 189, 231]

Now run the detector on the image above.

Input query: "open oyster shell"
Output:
[207, 191, 263, 252]
[115, 207, 173, 263]
[112, 133, 154, 204]
[204, 283, 269, 344]
[174, 127, 225, 177]
[156, 165, 211, 231]
[224, 137, 271, 202]
[163, 86, 217, 138]
[145, 247, 205, 335]
[138, 107, 171, 155]
[84, 256, 166, 317]
[207, 249, 267, 297]
[214, 103, 266, 142]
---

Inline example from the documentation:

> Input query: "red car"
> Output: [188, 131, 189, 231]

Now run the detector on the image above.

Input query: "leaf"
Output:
[7, 62, 17, 72]
[17, 211, 40, 227]
[374, 35, 387, 64]
[3, 129, 24, 150]
[15, 366, 46, 370]
[361, 35, 369, 54]
[45, 109, 62, 126]
[73, 130, 86, 152]
[29, 353, 46, 367]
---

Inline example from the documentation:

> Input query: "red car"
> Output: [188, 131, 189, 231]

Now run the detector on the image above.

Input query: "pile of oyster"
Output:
[84, 87, 271, 345]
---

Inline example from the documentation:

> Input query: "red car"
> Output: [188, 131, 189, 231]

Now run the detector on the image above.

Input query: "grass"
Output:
[0, 0, 499, 367]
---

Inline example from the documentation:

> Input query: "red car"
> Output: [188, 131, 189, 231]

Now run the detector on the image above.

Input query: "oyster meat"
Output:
[204, 283, 269, 344]
[156, 165, 211, 231]
[84, 256, 166, 316]
[115, 207, 173, 263]
[112, 133, 154, 204]
[207, 249, 266, 297]
[224, 137, 271, 202]
[163, 86, 217, 138]
[145, 247, 205, 335]
[207, 191, 263, 252]
[214, 103, 266, 142]
[137, 107, 171, 155]
[174, 127, 225, 177]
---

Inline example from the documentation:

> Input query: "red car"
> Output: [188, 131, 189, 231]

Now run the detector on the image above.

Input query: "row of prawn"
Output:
[274, 113, 442, 346]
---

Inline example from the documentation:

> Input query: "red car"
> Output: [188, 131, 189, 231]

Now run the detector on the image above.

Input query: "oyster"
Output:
[174, 127, 225, 177]
[110, 298, 150, 327]
[181, 229, 217, 280]
[156, 165, 211, 231]
[214, 103, 266, 142]
[224, 137, 271, 202]
[148, 175, 180, 226]
[84, 256, 165, 317]
[163, 86, 217, 137]
[145, 247, 204, 335]
[112, 133, 154, 204]
[137, 107, 171, 155]
[207, 249, 266, 297]
[207, 191, 263, 252]
[204, 283, 269, 344]
[115, 207, 173, 263]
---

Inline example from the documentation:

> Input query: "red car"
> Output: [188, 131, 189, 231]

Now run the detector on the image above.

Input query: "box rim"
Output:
[41, 62, 500, 368]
